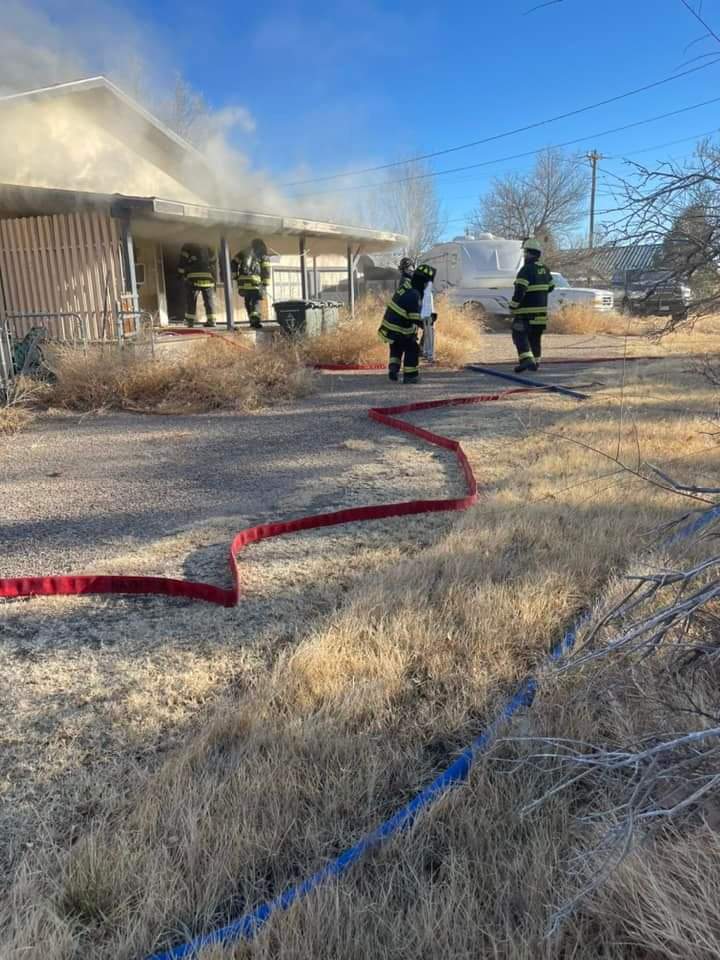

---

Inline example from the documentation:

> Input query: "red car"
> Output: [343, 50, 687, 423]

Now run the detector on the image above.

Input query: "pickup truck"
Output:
[612, 269, 691, 322]
[422, 236, 614, 320]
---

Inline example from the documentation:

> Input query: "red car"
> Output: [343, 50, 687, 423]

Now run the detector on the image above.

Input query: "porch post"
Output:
[299, 235, 308, 300]
[120, 217, 138, 311]
[347, 244, 355, 318]
[220, 237, 235, 330]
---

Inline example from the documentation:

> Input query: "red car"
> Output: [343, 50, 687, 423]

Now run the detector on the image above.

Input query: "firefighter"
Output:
[397, 256, 415, 293]
[178, 242, 217, 328]
[379, 263, 436, 383]
[233, 238, 272, 329]
[509, 239, 555, 372]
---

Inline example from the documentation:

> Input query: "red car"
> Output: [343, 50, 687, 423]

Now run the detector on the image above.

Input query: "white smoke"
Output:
[0, 0, 395, 230]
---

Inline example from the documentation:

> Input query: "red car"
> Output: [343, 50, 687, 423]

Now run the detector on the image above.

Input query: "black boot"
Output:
[403, 375, 420, 385]
[514, 360, 538, 373]
[388, 369, 399, 382]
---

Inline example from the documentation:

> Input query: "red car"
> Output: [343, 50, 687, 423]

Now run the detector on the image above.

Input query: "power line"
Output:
[289, 94, 720, 198]
[679, 0, 720, 47]
[435, 129, 720, 223]
[283, 58, 720, 187]
[605, 125, 720, 160]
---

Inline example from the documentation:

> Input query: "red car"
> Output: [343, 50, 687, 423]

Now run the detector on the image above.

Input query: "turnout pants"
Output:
[388, 334, 420, 381]
[511, 315, 546, 363]
[185, 284, 216, 327]
[241, 289, 264, 327]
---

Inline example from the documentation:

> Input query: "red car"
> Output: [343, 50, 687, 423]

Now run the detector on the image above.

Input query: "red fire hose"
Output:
[0, 389, 535, 608]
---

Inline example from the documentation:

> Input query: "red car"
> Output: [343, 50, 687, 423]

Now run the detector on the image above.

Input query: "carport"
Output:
[0, 182, 404, 334]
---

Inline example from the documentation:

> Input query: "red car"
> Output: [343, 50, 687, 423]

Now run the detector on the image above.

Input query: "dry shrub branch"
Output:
[44, 337, 316, 413]
[303, 294, 485, 367]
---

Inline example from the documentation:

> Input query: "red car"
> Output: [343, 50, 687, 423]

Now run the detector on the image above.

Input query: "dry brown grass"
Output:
[44, 337, 316, 413]
[550, 304, 640, 335]
[0, 404, 32, 436]
[1, 360, 719, 958]
[551, 304, 720, 342]
[303, 293, 485, 367]
[0, 377, 44, 437]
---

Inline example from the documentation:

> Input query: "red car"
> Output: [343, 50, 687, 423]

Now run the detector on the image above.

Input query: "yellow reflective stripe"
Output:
[514, 277, 530, 288]
[381, 319, 416, 335]
[378, 329, 391, 342]
[404, 365, 419, 373]
[526, 284, 552, 292]
[510, 301, 521, 309]
[387, 300, 410, 320]
[513, 306, 548, 315]
[407, 312, 421, 321]
[519, 351, 534, 360]
[529, 318, 548, 325]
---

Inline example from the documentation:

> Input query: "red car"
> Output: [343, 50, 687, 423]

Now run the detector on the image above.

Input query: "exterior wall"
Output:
[271, 253, 348, 303]
[0, 211, 126, 339]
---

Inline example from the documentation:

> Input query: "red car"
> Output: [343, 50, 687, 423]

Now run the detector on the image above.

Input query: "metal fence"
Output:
[0, 319, 13, 397]
[5, 311, 89, 344]
[114, 309, 156, 355]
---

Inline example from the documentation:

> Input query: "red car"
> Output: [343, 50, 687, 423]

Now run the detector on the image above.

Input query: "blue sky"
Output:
[134, 0, 719, 236]
[8, 0, 720, 237]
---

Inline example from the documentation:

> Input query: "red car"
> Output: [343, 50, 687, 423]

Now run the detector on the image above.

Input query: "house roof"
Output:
[0, 182, 405, 256]
[0, 76, 212, 194]
[0, 77, 406, 255]
[560, 243, 664, 279]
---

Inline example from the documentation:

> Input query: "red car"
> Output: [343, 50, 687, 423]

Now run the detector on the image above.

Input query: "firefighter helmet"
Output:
[523, 239, 542, 256]
[251, 238, 268, 258]
[399, 256, 415, 274]
[414, 263, 436, 282]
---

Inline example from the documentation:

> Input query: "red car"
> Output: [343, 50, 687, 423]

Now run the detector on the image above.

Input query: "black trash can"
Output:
[273, 300, 323, 337]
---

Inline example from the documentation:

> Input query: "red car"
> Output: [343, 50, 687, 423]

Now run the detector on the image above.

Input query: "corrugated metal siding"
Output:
[589, 244, 663, 277]
[0, 212, 125, 339]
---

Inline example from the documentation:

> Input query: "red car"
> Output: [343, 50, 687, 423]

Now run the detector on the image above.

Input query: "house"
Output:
[0, 77, 403, 338]
[557, 244, 665, 287]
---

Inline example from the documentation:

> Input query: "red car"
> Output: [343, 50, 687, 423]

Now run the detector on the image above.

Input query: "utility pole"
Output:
[587, 150, 602, 249]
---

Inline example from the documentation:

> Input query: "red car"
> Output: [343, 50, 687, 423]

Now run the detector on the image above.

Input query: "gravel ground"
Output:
[0, 335, 635, 579]
[0, 346, 637, 884]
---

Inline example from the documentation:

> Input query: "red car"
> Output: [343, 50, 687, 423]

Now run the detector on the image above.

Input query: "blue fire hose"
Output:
[147, 503, 720, 959]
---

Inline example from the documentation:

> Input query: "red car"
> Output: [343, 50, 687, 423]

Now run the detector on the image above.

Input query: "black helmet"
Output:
[251, 238, 268, 258]
[413, 263, 436, 284]
[399, 256, 415, 274]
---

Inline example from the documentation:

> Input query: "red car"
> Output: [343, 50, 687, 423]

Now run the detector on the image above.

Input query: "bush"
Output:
[303, 293, 486, 367]
[44, 336, 316, 413]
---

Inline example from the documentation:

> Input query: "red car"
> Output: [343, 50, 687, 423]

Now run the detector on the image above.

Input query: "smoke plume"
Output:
[0, 0, 375, 225]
